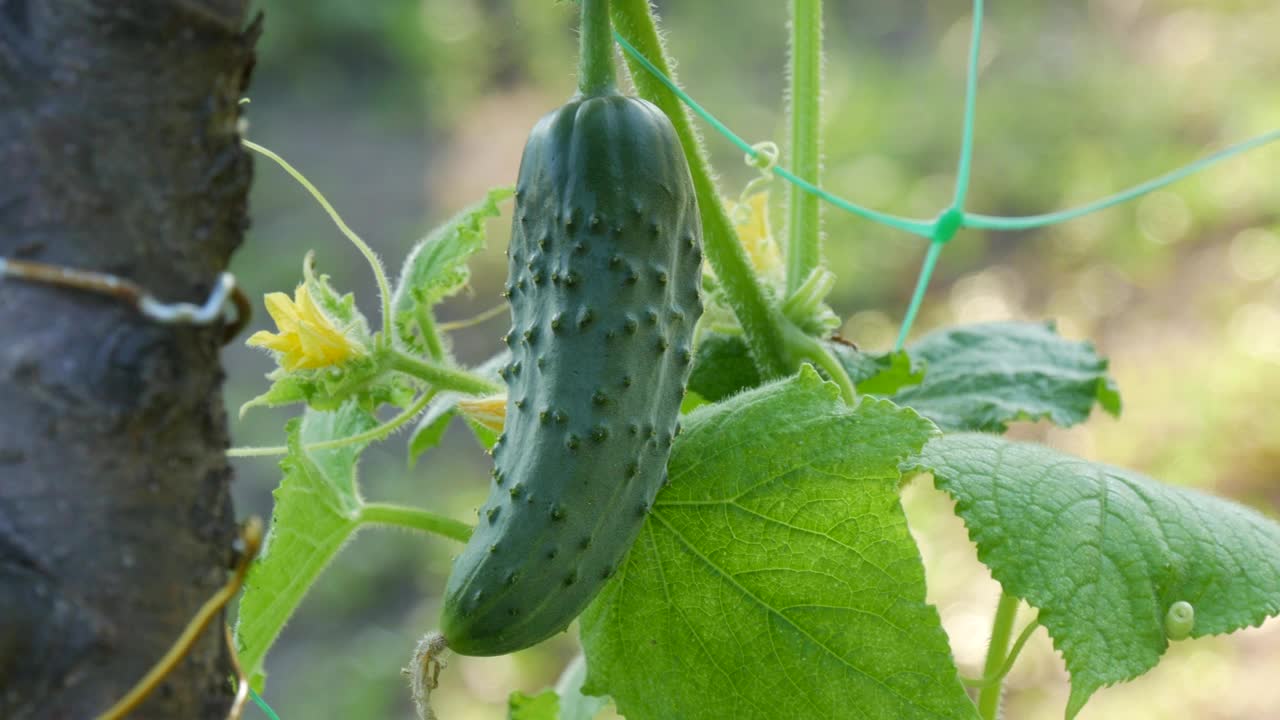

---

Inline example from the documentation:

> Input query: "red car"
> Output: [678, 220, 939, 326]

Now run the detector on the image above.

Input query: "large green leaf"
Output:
[905, 434, 1280, 718]
[234, 403, 377, 686]
[889, 321, 1120, 432]
[580, 367, 976, 720]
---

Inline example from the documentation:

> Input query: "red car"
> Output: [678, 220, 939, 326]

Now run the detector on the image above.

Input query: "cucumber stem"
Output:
[579, 0, 616, 96]
[415, 305, 446, 362]
[786, 0, 824, 296]
[978, 590, 1021, 719]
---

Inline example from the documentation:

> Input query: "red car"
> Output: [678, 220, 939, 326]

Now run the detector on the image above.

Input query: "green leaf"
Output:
[304, 250, 373, 342]
[509, 689, 560, 720]
[905, 434, 1280, 718]
[407, 394, 460, 463]
[238, 373, 307, 418]
[392, 186, 513, 352]
[407, 350, 509, 463]
[580, 367, 976, 720]
[829, 343, 924, 396]
[686, 332, 761, 402]
[241, 356, 416, 417]
[506, 656, 607, 720]
[688, 332, 919, 403]
[555, 655, 608, 720]
[234, 402, 378, 686]
[889, 321, 1121, 432]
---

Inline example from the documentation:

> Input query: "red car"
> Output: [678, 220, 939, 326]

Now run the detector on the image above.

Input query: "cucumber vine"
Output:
[226, 2, 1280, 719]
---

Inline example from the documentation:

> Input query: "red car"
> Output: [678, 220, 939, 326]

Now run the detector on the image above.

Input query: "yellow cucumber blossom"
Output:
[457, 394, 507, 434]
[724, 192, 784, 278]
[247, 283, 363, 371]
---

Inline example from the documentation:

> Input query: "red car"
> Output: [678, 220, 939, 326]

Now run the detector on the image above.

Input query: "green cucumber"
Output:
[438, 0, 701, 657]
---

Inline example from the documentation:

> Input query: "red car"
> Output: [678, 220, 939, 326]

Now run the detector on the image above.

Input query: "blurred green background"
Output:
[225, 1, 1280, 718]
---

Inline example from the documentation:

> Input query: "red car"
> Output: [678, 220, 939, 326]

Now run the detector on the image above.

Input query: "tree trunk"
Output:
[0, 2, 257, 717]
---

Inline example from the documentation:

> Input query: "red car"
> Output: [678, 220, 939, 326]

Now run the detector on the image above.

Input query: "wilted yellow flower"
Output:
[247, 284, 363, 371]
[725, 192, 783, 276]
[457, 394, 507, 433]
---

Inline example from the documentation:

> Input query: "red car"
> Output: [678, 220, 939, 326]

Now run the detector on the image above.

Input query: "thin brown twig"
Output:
[224, 625, 250, 720]
[96, 517, 264, 720]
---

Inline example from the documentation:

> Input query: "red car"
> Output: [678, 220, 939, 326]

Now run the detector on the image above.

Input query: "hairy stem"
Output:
[227, 390, 439, 458]
[578, 0, 617, 96]
[359, 503, 473, 543]
[964, 613, 1040, 689]
[386, 350, 503, 396]
[610, 0, 791, 379]
[786, 0, 824, 296]
[978, 590, 1020, 719]
[415, 305, 446, 362]
[786, 328, 855, 404]
[243, 139, 394, 345]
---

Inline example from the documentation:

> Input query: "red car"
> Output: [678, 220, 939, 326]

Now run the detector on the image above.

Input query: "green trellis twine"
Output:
[612, 0, 1280, 350]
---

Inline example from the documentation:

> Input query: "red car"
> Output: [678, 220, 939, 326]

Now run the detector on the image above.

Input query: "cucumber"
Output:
[439, 0, 701, 656]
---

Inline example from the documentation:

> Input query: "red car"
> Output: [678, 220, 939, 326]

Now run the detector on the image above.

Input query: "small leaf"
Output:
[581, 368, 975, 720]
[241, 354, 416, 417]
[555, 655, 608, 720]
[239, 374, 307, 418]
[392, 187, 513, 352]
[234, 402, 378, 686]
[890, 321, 1121, 432]
[508, 689, 560, 720]
[506, 655, 607, 720]
[303, 250, 372, 337]
[407, 396, 458, 463]
[408, 351, 509, 463]
[905, 434, 1280, 718]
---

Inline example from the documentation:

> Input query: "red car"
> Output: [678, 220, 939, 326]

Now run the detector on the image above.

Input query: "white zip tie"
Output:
[136, 272, 237, 325]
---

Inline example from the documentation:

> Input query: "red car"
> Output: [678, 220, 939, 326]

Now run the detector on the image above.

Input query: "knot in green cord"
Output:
[932, 206, 965, 245]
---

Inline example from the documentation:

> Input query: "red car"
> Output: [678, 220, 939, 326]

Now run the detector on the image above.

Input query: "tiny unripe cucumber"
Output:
[439, 90, 702, 656]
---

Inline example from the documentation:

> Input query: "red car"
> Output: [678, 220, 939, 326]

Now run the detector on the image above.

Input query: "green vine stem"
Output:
[611, 0, 791, 379]
[963, 613, 1040, 689]
[386, 349, 504, 396]
[242, 139, 394, 346]
[227, 389, 441, 458]
[978, 590, 1021, 720]
[359, 502, 473, 543]
[785, 327, 855, 403]
[786, 0, 824, 296]
[578, 0, 617, 96]
[415, 305, 446, 362]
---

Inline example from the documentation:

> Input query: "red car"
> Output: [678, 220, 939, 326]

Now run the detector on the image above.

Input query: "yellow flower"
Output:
[725, 192, 784, 276]
[247, 284, 363, 371]
[457, 394, 507, 434]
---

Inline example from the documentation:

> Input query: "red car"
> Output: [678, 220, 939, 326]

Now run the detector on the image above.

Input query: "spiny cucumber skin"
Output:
[440, 93, 702, 656]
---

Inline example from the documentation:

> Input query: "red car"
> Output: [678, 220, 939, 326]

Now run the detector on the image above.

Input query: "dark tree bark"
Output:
[0, 2, 257, 717]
